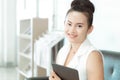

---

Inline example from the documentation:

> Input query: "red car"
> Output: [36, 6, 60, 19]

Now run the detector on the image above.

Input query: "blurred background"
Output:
[0, 0, 120, 80]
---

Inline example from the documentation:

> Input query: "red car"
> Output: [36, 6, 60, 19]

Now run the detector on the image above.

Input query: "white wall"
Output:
[7, 0, 17, 66]
[0, 0, 17, 66]
[89, 0, 120, 52]
[0, 0, 3, 65]
[38, 0, 54, 32]
[53, 0, 72, 31]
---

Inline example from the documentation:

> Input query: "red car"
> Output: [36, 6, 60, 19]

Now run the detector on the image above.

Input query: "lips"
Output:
[67, 33, 77, 38]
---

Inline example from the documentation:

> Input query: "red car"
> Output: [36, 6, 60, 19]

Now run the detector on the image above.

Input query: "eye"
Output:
[67, 23, 72, 26]
[77, 25, 82, 28]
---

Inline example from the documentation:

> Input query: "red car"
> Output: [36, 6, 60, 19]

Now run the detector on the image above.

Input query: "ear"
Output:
[87, 25, 93, 34]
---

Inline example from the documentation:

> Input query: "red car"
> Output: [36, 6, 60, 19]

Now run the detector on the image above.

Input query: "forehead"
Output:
[66, 11, 88, 23]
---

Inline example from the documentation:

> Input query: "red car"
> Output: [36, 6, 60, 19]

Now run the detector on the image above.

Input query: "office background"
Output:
[0, 0, 120, 80]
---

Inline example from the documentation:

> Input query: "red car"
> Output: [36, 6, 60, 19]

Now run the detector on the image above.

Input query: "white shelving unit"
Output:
[17, 17, 48, 80]
[34, 31, 64, 76]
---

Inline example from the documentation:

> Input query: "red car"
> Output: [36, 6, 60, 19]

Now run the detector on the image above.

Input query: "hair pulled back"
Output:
[67, 0, 95, 27]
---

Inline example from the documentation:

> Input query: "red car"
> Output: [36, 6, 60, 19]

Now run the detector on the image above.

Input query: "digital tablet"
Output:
[52, 64, 79, 80]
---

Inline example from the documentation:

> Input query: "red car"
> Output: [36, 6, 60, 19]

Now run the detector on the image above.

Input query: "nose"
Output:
[69, 26, 76, 33]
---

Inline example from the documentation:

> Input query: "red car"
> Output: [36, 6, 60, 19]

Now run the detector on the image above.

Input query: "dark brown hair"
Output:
[66, 0, 95, 28]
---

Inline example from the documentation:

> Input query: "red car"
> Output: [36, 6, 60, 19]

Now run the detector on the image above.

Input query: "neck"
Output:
[71, 43, 81, 53]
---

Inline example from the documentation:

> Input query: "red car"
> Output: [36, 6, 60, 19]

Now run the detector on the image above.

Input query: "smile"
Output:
[67, 33, 77, 38]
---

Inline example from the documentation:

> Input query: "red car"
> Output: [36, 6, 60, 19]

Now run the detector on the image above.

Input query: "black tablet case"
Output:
[52, 64, 79, 80]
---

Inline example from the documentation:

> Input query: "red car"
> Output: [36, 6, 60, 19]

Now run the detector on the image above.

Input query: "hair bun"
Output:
[71, 0, 95, 13]
[73, 0, 89, 1]
[71, 0, 89, 8]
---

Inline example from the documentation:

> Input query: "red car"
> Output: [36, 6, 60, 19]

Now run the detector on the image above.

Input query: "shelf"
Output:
[19, 34, 31, 39]
[18, 58, 32, 77]
[17, 18, 48, 80]
[17, 68, 32, 78]
[19, 52, 32, 60]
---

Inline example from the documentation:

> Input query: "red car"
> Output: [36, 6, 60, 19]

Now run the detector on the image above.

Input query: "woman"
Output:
[49, 0, 104, 80]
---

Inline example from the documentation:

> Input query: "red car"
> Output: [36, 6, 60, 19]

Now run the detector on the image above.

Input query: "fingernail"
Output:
[52, 76, 54, 78]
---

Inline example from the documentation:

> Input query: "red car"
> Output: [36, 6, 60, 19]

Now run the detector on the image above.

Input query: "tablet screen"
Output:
[52, 64, 79, 80]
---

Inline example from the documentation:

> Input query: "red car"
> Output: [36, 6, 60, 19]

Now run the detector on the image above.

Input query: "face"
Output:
[64, 11, 93, 44]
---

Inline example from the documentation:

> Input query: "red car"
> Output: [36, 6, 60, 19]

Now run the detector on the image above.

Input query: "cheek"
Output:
[64, 28, 67, 35]
[64, 26, 68, 33]
[77, 29, 87, 37]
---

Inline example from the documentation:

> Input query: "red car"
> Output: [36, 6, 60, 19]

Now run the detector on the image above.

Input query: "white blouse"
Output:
[56, 38, 103, 80]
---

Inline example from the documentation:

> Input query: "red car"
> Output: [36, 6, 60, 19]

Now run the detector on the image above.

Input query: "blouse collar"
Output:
[66, 38, 93, 68]
[76, 38, 92, 56]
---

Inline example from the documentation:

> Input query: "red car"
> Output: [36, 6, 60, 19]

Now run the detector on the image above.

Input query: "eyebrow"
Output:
[67, 20, 84, 25]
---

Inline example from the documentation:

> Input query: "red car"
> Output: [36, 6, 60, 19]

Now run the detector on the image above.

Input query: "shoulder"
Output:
[87, 50, 103, 68]
[86, 50, 104, 79]
[88, 50, 103, 62]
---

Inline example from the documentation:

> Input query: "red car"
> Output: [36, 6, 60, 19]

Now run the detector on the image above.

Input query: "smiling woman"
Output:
[49, 0, 104, 80]
[26, 0, 120, 80]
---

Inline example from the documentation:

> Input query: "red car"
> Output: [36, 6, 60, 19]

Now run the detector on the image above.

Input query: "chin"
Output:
[68, 38, 76, 43]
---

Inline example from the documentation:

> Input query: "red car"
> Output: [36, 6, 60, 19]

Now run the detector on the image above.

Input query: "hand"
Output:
[49, 71, 61, 80]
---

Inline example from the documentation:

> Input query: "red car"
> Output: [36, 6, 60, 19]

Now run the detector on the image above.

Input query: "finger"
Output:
[52, 71, 61, 80]
[49, 76, 54, 80]
[52, 71, 57, 77]
[49, 71, 55, 80]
